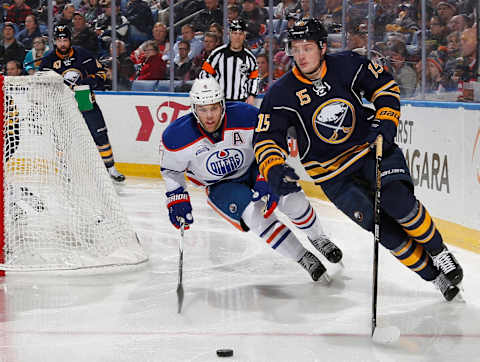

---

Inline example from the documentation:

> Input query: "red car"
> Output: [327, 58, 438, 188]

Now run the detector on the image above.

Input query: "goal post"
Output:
[0, 71, 148, 272]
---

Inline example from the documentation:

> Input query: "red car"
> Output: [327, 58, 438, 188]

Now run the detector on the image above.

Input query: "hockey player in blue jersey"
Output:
[253, 19, 463, 301]
[40, 25, 125, 183]
[160, 77, 343, 282]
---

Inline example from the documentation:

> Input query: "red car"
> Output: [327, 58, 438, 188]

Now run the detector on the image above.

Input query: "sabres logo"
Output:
[206, 148, 244, 176]
[312, 98, 355, 144]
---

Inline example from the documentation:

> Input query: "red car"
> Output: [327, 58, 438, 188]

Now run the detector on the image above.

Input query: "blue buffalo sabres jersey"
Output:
[161, 102, 259, 192]
[253, 50, 401, 184]
[40, 46, 107, 91]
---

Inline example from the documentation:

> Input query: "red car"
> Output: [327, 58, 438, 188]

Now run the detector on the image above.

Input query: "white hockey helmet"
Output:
[190, 77, 225, 123]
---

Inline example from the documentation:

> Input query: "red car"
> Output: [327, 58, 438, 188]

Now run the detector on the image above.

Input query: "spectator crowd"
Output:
[0, 0, 477, 100]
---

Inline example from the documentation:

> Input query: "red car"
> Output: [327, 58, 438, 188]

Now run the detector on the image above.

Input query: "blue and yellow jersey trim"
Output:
[370, 80, 401, 103]
[302, 143, 370, 183]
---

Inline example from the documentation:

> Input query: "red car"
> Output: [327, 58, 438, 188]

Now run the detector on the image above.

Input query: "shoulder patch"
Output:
[162, 114, 203, 151]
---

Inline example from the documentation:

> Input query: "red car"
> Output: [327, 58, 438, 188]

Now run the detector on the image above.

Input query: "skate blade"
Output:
[318, 272, 332, 285]
[452, 290, 465, 303]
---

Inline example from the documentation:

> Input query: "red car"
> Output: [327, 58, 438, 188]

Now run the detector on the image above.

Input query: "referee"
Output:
[199, 19, 259, 104]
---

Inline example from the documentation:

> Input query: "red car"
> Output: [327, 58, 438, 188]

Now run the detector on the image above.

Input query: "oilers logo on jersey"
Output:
[312, 98, 355, 144]
[206, 148, 245, 177]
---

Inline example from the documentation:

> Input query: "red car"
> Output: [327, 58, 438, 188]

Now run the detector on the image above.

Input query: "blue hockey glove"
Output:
[366, 119, 397, 152]
[252, 175, 279, 218]
[266, 164, 301, 196]
[166, 187, 193, 230]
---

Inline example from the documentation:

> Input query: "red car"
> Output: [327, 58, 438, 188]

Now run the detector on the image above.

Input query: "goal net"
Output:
[0, 71, 148, 272]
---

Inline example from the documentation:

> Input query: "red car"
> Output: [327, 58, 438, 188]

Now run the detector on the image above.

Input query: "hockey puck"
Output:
[216, 349, 234, 357]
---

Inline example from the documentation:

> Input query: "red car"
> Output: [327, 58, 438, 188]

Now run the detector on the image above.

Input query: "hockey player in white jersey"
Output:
[160, 78, 343, 282]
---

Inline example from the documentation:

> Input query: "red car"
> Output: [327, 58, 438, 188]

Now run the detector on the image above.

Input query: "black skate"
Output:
[430, 247, 463, 286]
[309, 236, 343, 263]
[433, 272, 460, 302]
[298, 251, 329, 282]
[108, 166, 126, 183]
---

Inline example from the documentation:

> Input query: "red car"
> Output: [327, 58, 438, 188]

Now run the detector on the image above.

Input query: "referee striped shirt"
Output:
[199, 44, 259, 102]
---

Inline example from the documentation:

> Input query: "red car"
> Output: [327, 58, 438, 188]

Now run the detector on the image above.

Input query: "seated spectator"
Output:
[133, 40, 166, 80]
[6, 0, 33, 29]
[347, 25, 368, 50]
[125, 0, 154, 49]
[102, 40, 135, 90]
[262, 36, 281, 58]
[256, 53, 270, 93]
[447, 14, 472, 33]
[415, 50, 447, 93]
[455, 27, 477, 84]
[208, 23, 224, 44]
[300, 0, 323, 18]
[23, 36, 48, 74]
[322, 0, 342, 25]
[72, 11, 98, 54]
[239, 0, 267, 42]
[0, 23, 26, 71]
[131, 22, 170, 63]
[80, 0, 104, 25]
[192, 32, 220, 78]
[94, 0, 129, 54]
[5, 59, 24, 76]
[192, 0, 223, 34]
[274, 0, 301, 20]
[436, 0, 457, 26]
[173, 40, 194, 80]
[428, 15, 449, 47]
[55, 3, 75, 29]
[387, 40, 416, 97]
[227, 4, 241, 22]
[166, 24, 203, 63]
[16, 14, 44, 50]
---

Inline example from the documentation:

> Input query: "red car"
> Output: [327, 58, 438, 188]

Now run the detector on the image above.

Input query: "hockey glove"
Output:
[166, 187, 193, 230]
[266, 164, 301, 196]
[366, 118, 397, 152]
[252, 175, 279, 218]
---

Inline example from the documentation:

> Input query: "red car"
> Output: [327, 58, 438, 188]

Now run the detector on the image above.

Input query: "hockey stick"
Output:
[371, 134, 382, 337]
[176, 218, 185, 314]
[371, 135, 400, 344]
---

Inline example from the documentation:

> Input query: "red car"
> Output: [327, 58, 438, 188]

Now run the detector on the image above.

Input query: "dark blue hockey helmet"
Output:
[286, 18, 328, 55]
[54, 25, 72, 40]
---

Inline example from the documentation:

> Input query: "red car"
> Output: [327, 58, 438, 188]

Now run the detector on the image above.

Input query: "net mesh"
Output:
[0, 71, 148, 271]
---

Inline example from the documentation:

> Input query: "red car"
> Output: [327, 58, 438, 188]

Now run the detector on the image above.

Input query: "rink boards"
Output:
[94, 92, 480, 253]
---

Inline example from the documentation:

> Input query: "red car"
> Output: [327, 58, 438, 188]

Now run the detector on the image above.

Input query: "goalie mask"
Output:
[189, 78, 225, 131]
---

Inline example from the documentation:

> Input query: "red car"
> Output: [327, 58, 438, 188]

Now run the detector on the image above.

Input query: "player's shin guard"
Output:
[277, 191, 342, 263]
[391, 239, 439, 281]
[242, 202, 327, 281]
[397, 200, 443, 251]
[397, 201, 463, 284]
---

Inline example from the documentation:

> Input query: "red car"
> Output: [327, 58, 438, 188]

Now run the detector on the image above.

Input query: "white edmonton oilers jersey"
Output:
[161, 102, 259, 192]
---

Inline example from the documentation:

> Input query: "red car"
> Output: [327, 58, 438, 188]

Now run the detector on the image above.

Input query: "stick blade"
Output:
[372, 326, 400, 344]
[177, 284, 184, 314]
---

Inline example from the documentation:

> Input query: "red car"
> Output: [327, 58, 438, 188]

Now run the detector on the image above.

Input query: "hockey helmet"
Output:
[54, 25, 72, 40]
[229, 19, 246, 32]
[286, 18, 328, 56]
[190, 78, 225, 124]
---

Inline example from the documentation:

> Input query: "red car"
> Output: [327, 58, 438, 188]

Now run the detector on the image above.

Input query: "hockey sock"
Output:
[97, 143, 114, 168]
[396, 200, 444, 252]
[242, 202, 306, 261]
[277, 191, 325, 240]
[391, 239, 439, 281]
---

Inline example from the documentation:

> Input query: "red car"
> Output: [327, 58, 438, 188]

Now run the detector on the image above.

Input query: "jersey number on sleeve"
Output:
[255, 113, 271, 132]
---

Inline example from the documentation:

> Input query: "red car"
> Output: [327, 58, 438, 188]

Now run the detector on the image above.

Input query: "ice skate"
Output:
[309, 235, 343, 263]
[298, 251, 330, 283]
[108, 166, 126, 183]
[430, 246, 463, 286]
[432, 272, 461, 302]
